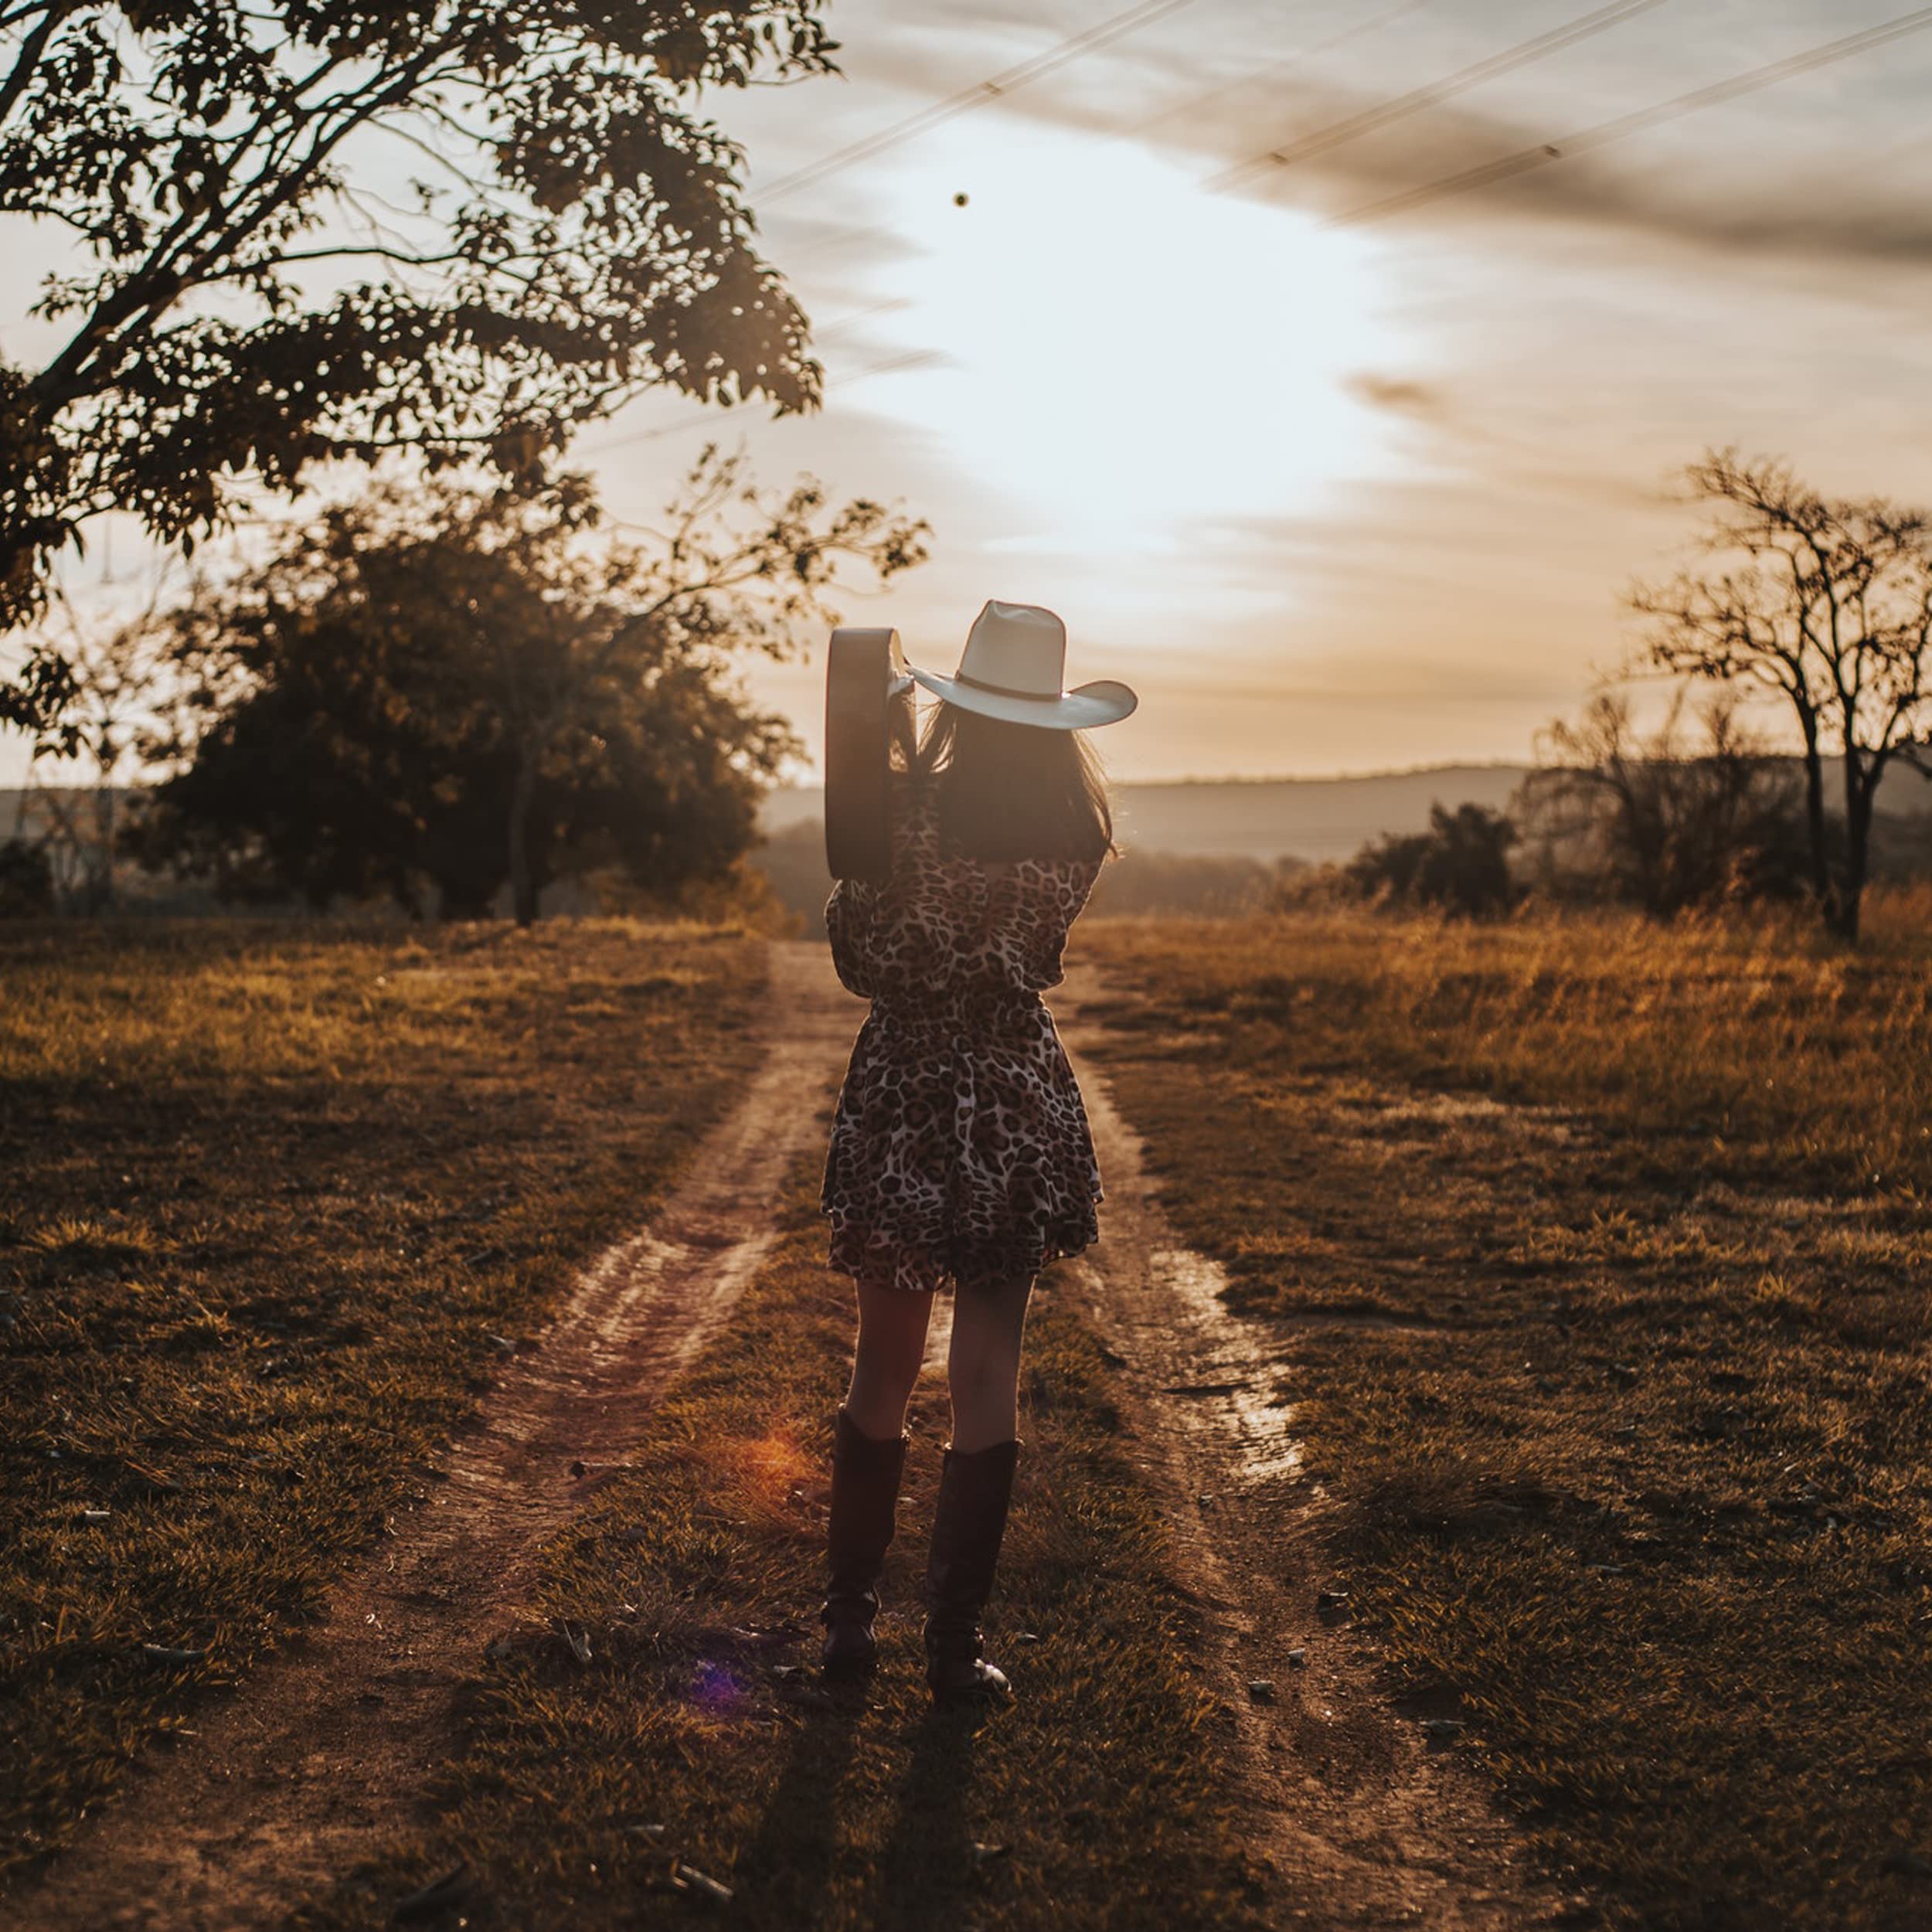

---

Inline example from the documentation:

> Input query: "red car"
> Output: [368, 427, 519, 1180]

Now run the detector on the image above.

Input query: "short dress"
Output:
[820, 777, 1106, 1294]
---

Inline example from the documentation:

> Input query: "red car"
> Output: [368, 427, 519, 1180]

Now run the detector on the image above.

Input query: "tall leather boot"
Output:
[820, 1406, 910, 1678]
[923, 1437, 1021, 1705]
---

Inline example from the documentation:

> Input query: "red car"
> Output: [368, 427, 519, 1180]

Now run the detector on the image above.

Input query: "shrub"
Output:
[0, 839, 53, 918]
[1343, 804, 1519, 919]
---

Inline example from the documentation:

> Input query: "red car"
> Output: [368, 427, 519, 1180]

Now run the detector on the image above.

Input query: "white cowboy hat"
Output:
[905, 600, 1138, 731]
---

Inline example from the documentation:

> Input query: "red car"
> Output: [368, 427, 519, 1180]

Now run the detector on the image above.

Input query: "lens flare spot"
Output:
[689, 1658, 747, 1714]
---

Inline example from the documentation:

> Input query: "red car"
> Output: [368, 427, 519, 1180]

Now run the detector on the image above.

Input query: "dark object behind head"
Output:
[911, 701, 1114, 863]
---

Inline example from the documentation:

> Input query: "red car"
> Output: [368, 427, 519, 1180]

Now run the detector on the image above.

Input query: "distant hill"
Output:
[760, 765, 1535, 866]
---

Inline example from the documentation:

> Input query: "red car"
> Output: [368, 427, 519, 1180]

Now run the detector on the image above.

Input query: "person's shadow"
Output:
[734, 1676, 868, 1906]
[735, 1682, 993, 1930]
[870, 1701, 992, 1932]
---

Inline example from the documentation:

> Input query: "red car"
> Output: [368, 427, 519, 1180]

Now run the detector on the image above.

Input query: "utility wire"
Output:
[583, 1, 1219, 456]
[754, 0, 1204, 206]
[682, 6, 1434, 451]
[1122, 0, 1435, 145]
[1207, 0, 1673, 192]
[761, 1, 1432, 270]
[1331, 3, 1932, 225]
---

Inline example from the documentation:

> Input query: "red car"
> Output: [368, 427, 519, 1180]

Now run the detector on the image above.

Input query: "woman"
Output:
[816, 599, 1138, 1705]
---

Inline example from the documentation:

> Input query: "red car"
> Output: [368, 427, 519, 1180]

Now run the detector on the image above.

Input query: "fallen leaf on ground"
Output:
[672, 1863, 734, 1904]
[392, 1862, 471, 1921]
[139, 1644, 206, 1666]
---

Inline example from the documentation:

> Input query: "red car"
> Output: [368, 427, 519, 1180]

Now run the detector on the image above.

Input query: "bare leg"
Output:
[843, 1279, 935, 1440]
[946, 1274, 1036, 1451]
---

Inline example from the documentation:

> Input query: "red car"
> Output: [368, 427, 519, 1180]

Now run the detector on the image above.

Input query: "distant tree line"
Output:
[1323, 452, 1932, 937]
[8, 447, 1929, 937]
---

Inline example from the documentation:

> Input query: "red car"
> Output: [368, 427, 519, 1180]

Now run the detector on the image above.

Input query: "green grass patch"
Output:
[1081, 899, 1932, 1932]
[0, 918, 766, 1881]
[284, 1164, 1270, 1932]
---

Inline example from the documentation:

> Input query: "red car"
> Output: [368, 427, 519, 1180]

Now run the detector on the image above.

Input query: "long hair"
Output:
[908, 700, 1114, 863]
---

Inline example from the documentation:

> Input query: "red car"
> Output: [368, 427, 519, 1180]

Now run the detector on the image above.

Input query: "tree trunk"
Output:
[1835, 750, 1876, 945]
[508, 741, 541, 927]
[89, 784, 116, 915]
[1797, 713, 1833, 928]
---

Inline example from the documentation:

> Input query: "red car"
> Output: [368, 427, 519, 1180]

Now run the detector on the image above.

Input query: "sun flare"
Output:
[855, 120, 1406, 551]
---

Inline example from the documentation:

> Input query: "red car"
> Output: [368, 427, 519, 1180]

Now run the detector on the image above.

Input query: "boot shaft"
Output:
[826, 1406, 909, 1590]
[821, 1406, 911, 1675]
[923, 1437, 1021, 1638]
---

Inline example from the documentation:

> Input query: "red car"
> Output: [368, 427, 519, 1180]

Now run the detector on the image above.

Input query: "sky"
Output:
[12, 0, 1932, 784]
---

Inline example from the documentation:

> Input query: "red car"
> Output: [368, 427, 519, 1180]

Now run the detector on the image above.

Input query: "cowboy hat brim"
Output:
[904, 666, 1138, 730]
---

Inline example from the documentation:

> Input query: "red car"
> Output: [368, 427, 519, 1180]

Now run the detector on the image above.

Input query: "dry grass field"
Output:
[9, 898, 1930, 1929]
[0, 920, 766, 1879]
[1080, 890, 1932, 1932]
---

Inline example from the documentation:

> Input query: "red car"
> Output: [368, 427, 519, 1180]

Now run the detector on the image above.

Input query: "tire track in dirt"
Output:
[1058, 971, 1576, 1931]
[2, 945, 862, 1932]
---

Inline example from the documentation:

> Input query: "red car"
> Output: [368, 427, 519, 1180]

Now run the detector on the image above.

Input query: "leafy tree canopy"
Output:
[132, 451, 928, 918]
[0, 0, 838, 729]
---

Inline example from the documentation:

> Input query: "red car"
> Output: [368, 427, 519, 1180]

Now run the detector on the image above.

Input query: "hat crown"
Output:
[959, 599, 1066, 698]
[896, 597, 1136, 730]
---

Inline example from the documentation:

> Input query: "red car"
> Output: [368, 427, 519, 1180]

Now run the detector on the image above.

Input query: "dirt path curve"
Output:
[3, 946, 864, 1932]
[1058, 970, 1573, 1930]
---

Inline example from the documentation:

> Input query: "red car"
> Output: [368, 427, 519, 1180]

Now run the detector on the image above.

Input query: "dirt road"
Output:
[5, 943, 1556, 1930]
[1059, 976, 1563, 1929]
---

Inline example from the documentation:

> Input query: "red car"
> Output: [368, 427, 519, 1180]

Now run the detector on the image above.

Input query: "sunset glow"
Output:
[10, 0, 1932, 784]
[866, 124, 1405, 550]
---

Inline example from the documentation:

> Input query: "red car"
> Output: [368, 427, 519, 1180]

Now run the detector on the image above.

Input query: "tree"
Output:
[1519, 689, 1807, 915]
[0, 0, 837, 733]
[134, 454, 929, 920]
[1630, 451, 1932, 940]
[15, 583, 175, 910]
[1345, 803, 1519, 919]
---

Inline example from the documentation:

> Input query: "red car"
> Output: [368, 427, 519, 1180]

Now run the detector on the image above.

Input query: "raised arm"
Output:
[825, 874, 883, 1000]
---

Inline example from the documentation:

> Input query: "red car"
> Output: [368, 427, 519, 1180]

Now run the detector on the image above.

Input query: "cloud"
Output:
[877, 5, 1932, 279]
[1315, 121, 1932, 273]
[1342, 372, 1451, 419]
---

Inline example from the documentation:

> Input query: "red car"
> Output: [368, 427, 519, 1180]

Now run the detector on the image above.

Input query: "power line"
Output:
[1207, 0, 1674, 193]
[1122, 0, 1436, 146]
[663, 7, 1435, 453]
[754, 0, 1204, 207]
[760, 1, 1434, 272]
[1331, 4, 1932, 225]
[579, 1, 1227, 458]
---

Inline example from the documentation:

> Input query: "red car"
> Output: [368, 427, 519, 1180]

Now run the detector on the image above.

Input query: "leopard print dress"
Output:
[820, 777, 1105, 1295]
